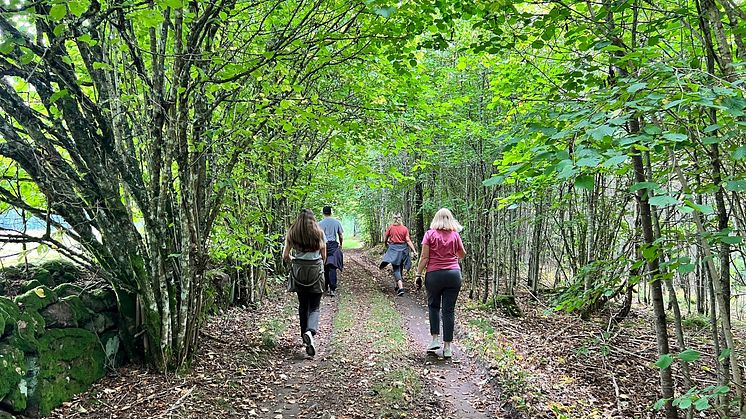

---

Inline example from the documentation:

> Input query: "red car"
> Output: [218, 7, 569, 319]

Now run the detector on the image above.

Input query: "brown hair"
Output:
[286, 209, 325, 252]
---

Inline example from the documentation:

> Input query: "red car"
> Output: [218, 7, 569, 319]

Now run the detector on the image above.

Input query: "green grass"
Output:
[342, 236, 363, 249]
[372, 366, 421, 407]
[257, 299, 294, 349]
[331, 288, 356, 350]
[368, 292, 407, 351]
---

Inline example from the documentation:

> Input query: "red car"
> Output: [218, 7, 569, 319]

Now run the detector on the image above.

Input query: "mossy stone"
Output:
[52, 283, 83, 298]
[83, 312, 116, 335]
[0, 265, 31, 283]
[80, 287, 117, 313]
[7, 312, 45, 354]
[20, 280, 42, 294]
[13, 286, 57, 313]
[0, 345, 25, 401]
[40, 295, 93, 329]
[35, 328, 106, 415]
[37, 260, 80, 286]
[0, 298, 19, 337]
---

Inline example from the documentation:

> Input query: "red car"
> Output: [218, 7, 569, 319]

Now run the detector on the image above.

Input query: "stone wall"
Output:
[0, 264, 120, 417]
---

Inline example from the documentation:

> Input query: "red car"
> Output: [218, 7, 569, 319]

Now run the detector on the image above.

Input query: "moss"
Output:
[0, 265, 31, 283]
[40, 296, 94, 329]
[37, 260, 80, 286]
[7, 312, 45, 354]
[14, 286, 57, 313]
[484, 294, 523, 317]
[0, 344, 25, 401]
[0, 298, 20, 337]
[79, 288, 117, 313]
[52, 283, 83, 298]
[20, 280, 43, 293]
[35, 328, 106, 415]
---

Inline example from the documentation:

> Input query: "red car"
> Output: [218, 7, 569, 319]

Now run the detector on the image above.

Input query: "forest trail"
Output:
[252, 249, 507, 418]
[49, 249, 509, 418]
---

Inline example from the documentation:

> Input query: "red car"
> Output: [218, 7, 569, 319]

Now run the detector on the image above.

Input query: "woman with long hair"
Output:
[415, 208, 466, 359]
[283, 209, 327, 357]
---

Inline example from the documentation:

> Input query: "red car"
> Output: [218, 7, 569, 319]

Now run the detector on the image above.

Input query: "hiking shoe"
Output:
[397, 288, 405, 296]
[443, 346, 453, 359]
[303, 331, 316, 357]
[427, 339, 440, 352]
[329, 289, 336, 297]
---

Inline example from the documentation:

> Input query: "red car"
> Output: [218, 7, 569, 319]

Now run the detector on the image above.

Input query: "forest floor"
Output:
[48, 249, 724, 418]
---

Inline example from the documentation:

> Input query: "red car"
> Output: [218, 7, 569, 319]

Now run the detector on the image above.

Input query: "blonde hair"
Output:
[429, 208, 462, 232]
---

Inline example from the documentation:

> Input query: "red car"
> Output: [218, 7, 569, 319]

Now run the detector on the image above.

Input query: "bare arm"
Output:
[337, 231, 343, 248]
[282, 237, 291, 262]
[417, 244, 430, 276]
[405, 232, 417, 256]
[457, 236, 466, 259]
[321, 241, 327, 264]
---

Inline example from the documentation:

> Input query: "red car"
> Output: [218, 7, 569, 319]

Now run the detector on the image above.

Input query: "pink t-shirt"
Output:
[422, 229, 464, 272]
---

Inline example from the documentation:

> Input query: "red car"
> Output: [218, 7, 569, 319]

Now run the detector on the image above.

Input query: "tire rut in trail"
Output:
[256, 249, 446, 418]
[357, 250, 514, 418]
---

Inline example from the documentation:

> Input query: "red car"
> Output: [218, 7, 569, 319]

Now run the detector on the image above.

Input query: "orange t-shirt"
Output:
[385, 224, 410, 244]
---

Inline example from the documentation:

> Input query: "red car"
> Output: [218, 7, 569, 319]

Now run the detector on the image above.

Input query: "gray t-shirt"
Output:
[318, 217, 343, 242]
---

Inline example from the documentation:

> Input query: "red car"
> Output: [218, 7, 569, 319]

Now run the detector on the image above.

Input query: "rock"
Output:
[36, 260, 80, 286]
[79, 288, 117, 313]
[0, 298, 19, 337]
[0, 345, 25, 402]
[100, 330, 122, 367]
[2, 355, 37, 413]
[52, 283, 84, 299]
[489, 295, 523, 318]
[19, 280, 42, 294]
[40, 296, 93, 329]
[83, 312, 116, 334]
[34, 328, 106, 415]
[13, 286, 57, 313]
[7, 312, 45, 354]
[0, 266, 31, 284]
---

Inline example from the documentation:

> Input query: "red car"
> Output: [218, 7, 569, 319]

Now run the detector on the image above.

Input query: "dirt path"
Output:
[50, 249, 507, 418]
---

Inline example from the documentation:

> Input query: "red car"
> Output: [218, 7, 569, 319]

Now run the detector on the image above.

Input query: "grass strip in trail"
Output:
[257, 294, 295, 349]
[366, 290, 423, 416]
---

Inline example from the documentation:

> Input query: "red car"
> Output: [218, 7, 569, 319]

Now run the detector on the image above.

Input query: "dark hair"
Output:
[287, 209, 324, 252]
[322, 206, 332, 215]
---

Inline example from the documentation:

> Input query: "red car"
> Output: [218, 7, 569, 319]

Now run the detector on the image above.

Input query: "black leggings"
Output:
[297, 291, 322, 336]
[425, 269, 462, 341]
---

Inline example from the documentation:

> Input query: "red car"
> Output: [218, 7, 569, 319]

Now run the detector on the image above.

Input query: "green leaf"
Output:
[648, 195, 679, 207]
[677, 397, 692, 409]
[482, 176, 504, 187]
[714, 385, 730, 395]
[0, 40, 14, 54]
[694, 397, 710, 411]
[733, 146, 746, 160]
[69, 0, 91, 16]
[721, 235, 743, 245]
[678, 349, 701, 362]
[53, 23, 66, 37]
[627, 82, 647, 93]
[677, 263, 695, 273]
[161, 0, 183, 8]
[588, 125, 615, 140]
[630, 182, 658, 193]
[77, 34, 97, 46]
[653, 398, 667, 410]
[375, 6, 397, 18]
[49, 4, 67, 20]
[49, 89, 69, 103]
[725, 180, 746, 191]
[684, 200, 714, 214]
[719, 348, 733, 362]
[662, 133, 687, 142]
[574, 175, 594, 190]
[602, 155, 627, 167]
[93, 61, 112, 70]
[655, 354, 674, 369]
[703, 124, 721, 133]
[576, 157, 601, 167]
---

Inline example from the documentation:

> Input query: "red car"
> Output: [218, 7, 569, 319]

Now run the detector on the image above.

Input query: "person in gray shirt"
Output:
[318, 206, 344, 296]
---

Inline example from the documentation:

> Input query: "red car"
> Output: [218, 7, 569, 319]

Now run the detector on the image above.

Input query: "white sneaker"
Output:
[427, 339, 440, 352]
[443, 346, 453, 359]
[303, 331, 316, 357]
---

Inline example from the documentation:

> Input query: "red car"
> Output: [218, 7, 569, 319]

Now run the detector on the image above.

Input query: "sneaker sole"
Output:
[303, 333, 316, 357]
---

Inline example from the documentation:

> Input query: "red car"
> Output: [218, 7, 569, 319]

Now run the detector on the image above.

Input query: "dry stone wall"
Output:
[0, 262, 121, 417]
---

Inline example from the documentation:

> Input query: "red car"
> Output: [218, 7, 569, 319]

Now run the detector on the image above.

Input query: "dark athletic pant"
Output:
[392, 264, 403, 282]
[324, 265, 338, 291]
[297, 291, 322, 336]
[425, 269, 462, 342]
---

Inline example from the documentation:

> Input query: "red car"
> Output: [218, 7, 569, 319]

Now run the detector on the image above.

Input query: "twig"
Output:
[160, 385, 196, 417]
[200, 330, 230, 344]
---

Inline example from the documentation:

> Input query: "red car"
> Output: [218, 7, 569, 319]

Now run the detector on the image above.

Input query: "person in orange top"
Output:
[379, 213, 418, 296]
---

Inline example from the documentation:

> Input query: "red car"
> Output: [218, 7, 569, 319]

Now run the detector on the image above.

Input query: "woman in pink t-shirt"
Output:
[415, 208, 466, 359]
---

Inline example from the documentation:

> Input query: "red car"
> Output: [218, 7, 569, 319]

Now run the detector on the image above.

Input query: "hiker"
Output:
[318, 205, 344, 297]
[379, 213, 418, 296]
[283, 209, 326, 357]
[415, 208, 466, 359]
